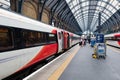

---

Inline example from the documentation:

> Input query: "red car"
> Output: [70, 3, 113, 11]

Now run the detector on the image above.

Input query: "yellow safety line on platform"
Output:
[48, 46, 80, 80]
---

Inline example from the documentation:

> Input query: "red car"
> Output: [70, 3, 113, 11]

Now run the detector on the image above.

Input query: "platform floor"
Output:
[59, 44, 120, 80]
[24, 44, 120, 80]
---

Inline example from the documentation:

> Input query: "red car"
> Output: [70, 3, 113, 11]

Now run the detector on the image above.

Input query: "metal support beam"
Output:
[39, 0, 47, 21]
[17, 0, 24, 13]
[49, 0, 62, 25]
[98, 12, 101, 33]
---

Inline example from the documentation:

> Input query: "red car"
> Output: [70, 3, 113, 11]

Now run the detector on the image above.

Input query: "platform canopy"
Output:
[66, 0, 120, 32]
[45, 0, 82, 33]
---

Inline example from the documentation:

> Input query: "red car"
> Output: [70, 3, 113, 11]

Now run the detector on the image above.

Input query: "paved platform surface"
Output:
[59, 44, 120, 80]
[24, 44, 120, 80]
[23, 44, 80, 80]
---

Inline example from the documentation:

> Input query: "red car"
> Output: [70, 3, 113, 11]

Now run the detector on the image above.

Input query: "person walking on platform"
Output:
[82, 39, 85, 46]
[88, 38, 91, 44]
[79, 38, 82, 46]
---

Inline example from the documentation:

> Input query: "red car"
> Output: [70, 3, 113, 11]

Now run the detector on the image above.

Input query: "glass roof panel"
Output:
[112, 0, 118, 5]
[103, 9, 111, 17]
[103, 0, 109, 2]
[81, 2, 89, 6]
[66, 0, 120, 32]
[74, 6, 79, 10]
[72, 0, 77, 6]
[101, 2, 106, 6]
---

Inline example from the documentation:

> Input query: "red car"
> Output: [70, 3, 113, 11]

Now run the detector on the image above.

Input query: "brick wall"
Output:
[22, 1, 37, 19]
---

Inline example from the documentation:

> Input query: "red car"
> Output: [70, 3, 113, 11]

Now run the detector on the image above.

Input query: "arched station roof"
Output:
[44, 0, 82, 33]
[66, 0, 120, 32]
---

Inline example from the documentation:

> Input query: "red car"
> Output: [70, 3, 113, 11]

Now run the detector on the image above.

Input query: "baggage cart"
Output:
[95, 43, 106, 59]
[93, 34, 106, 59]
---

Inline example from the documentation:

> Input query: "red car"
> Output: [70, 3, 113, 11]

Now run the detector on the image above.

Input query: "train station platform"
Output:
[23, 44, 120, 80]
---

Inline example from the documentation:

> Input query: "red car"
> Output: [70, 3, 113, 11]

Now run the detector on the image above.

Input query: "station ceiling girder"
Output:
[66, 0, 120, 32]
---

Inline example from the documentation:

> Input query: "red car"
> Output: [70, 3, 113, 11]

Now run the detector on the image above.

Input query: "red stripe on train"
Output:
[117, 41, 120, 45]
[114, 34, 120, 37]
[18, 43, 58, 71]
[17, 29, 58, 72]
[114, 33, 120, 45]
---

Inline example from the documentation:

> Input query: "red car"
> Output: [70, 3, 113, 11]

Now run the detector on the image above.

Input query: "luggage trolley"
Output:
[93, 34, 106, 59]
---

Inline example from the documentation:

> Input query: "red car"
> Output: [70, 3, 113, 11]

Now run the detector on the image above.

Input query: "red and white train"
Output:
[0, 8, 80, 79]
[105, 32, 120, 48]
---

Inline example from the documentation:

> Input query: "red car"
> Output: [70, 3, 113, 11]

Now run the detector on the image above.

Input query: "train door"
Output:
[57, 31, 63, 53]
[61, 31, 64, 50]
[67, 33, 70, 48]
[64, 32, 68, 49]
[69, 34, 73, 47]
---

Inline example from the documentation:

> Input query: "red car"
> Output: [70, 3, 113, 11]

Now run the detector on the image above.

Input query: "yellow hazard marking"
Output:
[48, 46, 80, 80]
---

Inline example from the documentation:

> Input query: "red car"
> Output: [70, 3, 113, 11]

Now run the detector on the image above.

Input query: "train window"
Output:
[0, 27, 14, 51]
[22, 30, 57, 47]
[40, 32, 45, 43]
[115, 36, 120, 41]
[23, 31, 39, 47]
[105, 36, 120, 41]
[38, 32, 46, 43]
[117, 37, 120, 41]
[43, 33, 48, 43]
[48, 33, 57, 43]
[38, 32, 42, 43]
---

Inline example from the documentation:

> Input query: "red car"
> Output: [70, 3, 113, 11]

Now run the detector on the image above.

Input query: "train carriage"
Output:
[0, 8, 80, 79]
[0, 8, 59, 79]
[105, 32, 120, 48]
